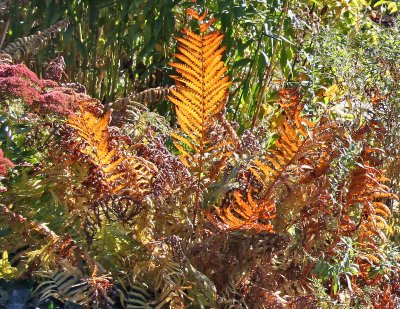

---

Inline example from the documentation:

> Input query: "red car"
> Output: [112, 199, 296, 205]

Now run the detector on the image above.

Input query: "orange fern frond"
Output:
[213, 90, 321, 232]
[168, 9, 234, 222]
[211, 189, 276, 233]
[277, 87, 315, 135]
[250, 119, 305, 190]
[68, 107, 116, 170]
[343, 147, 398, 248]
[250, 89, 321, 191]
[67, 105, 156, 198]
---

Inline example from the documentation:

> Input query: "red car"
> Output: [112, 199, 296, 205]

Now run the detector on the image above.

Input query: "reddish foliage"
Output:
[0, 63, 90, 115]
[0, 63, 43, 85]
[0, 149, 13, 177]
[0, 64, 43, 104]
[38, 91, 76, 115]
[0, 75, 41, 104]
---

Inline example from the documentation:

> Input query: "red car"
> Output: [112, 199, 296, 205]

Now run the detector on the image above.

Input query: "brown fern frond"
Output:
[343, 147, 398, 248]
[0, 19, 70, 62]
[106, 87, 170, 112]
[105, 87, 171, 127]
[168, 9, 234, 222]
[131, 87, 171, 106]
[299, 188, 333, 251]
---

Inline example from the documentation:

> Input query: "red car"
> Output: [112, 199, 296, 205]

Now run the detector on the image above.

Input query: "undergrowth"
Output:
[0, 4, 400, 309]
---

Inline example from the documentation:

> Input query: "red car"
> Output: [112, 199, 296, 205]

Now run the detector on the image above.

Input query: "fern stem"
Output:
[0, 204, 59, 240]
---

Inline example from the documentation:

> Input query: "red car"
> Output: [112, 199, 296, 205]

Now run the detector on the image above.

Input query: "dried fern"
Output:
[0, 19, 70, 62]
[106, 99, 149, 125]
[343, 147, 398, 248]
[131, 87, 171, 107]
[105, 88, 172, 134]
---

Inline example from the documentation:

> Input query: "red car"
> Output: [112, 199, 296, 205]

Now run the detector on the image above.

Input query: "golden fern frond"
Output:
[212, 190, 276, 233]
[67, 104, 156, 197]
[0, 19, 70, 62]
[168, 9, 233, 192]
[214, 89, 318, 232]
[250, 88, 318, 189]
[212, 121, 299, 232]
[68, 107, 116, 170]
[250, 119, 305, 189]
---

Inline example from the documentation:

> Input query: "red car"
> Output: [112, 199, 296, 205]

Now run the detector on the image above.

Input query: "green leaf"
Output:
[231, 58, 252, 70]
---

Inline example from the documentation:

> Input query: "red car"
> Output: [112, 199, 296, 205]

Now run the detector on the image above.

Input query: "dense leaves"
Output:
[1, 1, 400, 308]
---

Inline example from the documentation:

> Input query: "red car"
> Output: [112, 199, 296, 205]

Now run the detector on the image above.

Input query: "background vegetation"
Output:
[1, 0, 400, 308]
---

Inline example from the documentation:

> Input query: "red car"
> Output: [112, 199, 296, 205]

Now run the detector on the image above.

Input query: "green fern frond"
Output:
[34, 270, 94, 306]
[123, 283, 153, 309]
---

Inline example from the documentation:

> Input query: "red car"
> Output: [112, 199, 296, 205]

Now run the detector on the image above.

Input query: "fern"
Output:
[34, 269, 115, 308]
[0, 19, 69, 62]
[168, 9, 234, 223]
[0, 204, 85, 273]
[126, 285, 153, 309]
[212, 190, 276, 233]
[106, 99, 149, 125]
[343, 147, 398, 247]
[213, 90, 317, 232]
[67, 104, 156, 197]
[106, 87, 170, 115]
[131, 87, 171, 107]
